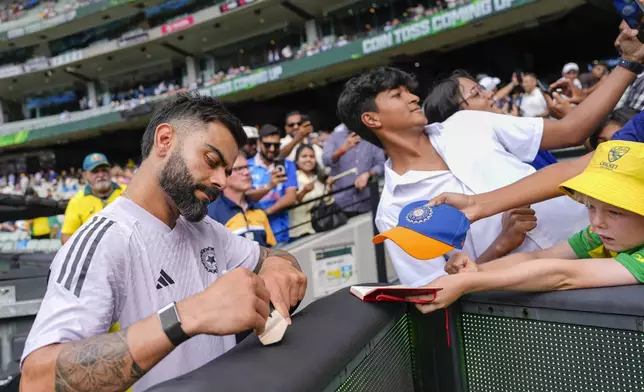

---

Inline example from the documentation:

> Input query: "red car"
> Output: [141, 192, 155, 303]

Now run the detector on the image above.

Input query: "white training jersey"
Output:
[21, 197, 260, 391]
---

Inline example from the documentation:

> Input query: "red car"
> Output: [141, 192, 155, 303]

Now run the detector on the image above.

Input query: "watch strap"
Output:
[158, 302, 191, 347]
[617, 58, 644, 75]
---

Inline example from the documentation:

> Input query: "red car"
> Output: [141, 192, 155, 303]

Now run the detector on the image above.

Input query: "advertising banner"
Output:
[161, 15, 194, 35]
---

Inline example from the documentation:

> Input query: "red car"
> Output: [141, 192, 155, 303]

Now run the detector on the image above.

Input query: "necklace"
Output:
[122, 190, 131, 199]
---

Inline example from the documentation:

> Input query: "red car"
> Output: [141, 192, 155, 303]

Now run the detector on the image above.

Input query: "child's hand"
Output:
[412, 275, 467, 314]
[444, 252, 478, 275]
[498, 206, 537, 253]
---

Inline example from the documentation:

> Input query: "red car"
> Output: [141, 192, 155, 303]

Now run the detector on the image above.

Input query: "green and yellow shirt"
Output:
[62, 183, 125, 236]
[568, 226, 644, 283]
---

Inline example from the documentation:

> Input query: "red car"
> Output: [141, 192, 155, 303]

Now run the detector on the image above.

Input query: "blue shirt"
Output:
[207, 195, 276, 248]
[612, 111, 644, 142]
[322, 124, 386, 213]
[247, 156, 298, 244]
[530, 150, 558, 170]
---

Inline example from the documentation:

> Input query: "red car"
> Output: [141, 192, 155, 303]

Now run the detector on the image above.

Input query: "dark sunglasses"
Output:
[262, 142, 281, 150]
[247, 138, 258, 145]
[286, 121, 302, 127]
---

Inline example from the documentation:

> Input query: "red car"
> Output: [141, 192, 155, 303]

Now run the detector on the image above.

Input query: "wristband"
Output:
[617, 58, 644, 75]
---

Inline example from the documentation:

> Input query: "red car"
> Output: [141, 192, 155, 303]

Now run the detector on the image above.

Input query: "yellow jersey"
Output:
[30, 217, 52, 237]
[61, 183, 125, 236]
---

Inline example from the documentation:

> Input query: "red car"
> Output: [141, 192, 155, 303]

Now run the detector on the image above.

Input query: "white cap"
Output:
[242, 126, 259, 139]
[562, 62, 579, 74]
[479, 76, 501, 91]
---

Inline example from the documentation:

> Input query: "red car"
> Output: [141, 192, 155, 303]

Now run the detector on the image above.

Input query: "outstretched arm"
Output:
[539, 27, 644, 149]
[416, 258, 638, 314]
[429, 152, 592, 222]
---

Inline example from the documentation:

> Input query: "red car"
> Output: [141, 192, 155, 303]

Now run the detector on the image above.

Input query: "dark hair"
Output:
[337, 67, 417, 148]
[259, 124, 281, 138]
[295, 144, 327, 181]
[285, 111, 302, 122]
[589, 107, 639, 149]
[422, 70, 474, 123]
[141, 92, 245, 159]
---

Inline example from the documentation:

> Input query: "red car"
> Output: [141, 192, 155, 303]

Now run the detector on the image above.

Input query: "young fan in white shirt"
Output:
[336, 29, 644, 286]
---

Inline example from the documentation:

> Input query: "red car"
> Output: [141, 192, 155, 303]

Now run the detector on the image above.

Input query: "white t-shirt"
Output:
[376, 110, 588, 287]
[519, 88, 547, 117]
[21, 197, 260, 391]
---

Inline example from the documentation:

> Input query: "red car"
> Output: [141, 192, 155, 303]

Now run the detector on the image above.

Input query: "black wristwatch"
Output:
[158, 302, 191, 347]
[617, 58, 644, 75]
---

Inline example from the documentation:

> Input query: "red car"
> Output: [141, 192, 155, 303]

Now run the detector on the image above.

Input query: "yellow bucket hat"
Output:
[559, 140, 644, 216]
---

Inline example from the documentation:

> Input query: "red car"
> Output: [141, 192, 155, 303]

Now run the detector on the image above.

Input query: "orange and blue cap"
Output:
[373, 201, 470, 260]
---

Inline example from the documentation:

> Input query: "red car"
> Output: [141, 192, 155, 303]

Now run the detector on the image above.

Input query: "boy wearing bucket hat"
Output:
[412, 140, 644, 314]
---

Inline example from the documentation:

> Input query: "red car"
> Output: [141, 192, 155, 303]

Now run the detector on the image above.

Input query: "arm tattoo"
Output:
[255, 246, 301, 273]
[55, 329, 146, 392]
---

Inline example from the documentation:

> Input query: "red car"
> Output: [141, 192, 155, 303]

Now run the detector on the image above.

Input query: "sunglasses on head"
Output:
[262, 141, 281, 150]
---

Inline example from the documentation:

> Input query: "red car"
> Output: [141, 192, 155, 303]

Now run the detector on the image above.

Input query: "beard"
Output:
[260, 150, 275, 163]
[158, 150, 220, 222]
[92, 179, 112, 194]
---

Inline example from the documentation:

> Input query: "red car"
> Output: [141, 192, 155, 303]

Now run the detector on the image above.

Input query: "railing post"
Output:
[369, 178, 387, 283]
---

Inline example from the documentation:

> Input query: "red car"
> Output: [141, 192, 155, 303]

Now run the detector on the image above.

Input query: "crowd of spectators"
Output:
[0, 0, 100, 24]
[0, 159, 136, 201]
[3, 52, 643, 250]
[5, 0, 479, 125]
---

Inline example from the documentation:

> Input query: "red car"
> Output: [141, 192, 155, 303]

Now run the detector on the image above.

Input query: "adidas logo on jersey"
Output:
[156, 269, 175, 289]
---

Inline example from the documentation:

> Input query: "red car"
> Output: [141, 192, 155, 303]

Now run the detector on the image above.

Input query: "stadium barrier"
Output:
[146, 285, 644, 392]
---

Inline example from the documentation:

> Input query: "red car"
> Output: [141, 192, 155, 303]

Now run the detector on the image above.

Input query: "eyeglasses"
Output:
[461, 84, 486, 104]
[232, 165, 249, 173]
[262, 142, 281, 150]
[286, 121, 302, 128]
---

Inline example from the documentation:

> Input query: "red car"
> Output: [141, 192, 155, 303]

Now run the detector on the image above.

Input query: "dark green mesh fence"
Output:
[462, 313, 644, 392]
[334, 314, 416, 392]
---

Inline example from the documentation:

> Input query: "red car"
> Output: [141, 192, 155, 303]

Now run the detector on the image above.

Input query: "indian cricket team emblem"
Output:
[200, 246, 218, 274]
[608, 146, 630, 163]
[406, 205, 433, 224]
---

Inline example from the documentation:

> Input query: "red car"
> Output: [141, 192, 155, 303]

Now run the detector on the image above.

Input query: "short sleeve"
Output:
[567, 226, 601, 259]
[615, 251, 644, 283]
[209, 219, 260, 271]
[611, 112, 644, 143]
[284, 160, 298, 190]
[61, 197, 82, 235]
[21, 216, 128, 367]
[486, 111, 544, 162]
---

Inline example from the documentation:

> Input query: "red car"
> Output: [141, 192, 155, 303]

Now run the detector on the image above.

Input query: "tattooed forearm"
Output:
[55, 329, 147, 392]
[255, 247, 301, 273]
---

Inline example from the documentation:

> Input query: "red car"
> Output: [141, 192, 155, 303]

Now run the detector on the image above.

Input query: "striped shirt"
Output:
[21, 197, 260, 391]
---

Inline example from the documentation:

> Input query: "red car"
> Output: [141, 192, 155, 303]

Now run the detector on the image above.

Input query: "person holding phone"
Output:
[247, 124, 298, 244]
[279, 111, 325, 168]
[322, 123, 385, 218]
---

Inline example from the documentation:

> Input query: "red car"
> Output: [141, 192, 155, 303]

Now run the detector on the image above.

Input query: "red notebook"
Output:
[350, 285, 442, 304]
